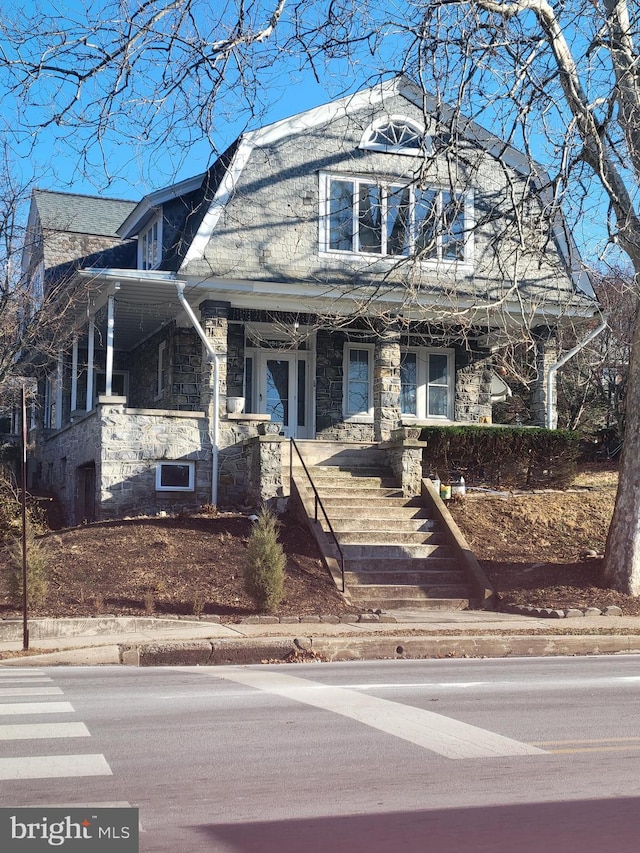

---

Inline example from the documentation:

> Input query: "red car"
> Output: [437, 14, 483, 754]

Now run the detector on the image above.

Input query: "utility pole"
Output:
[21, 383, 29, 651]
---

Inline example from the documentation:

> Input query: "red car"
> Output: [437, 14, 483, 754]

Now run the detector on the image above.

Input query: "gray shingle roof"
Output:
[33, 189, 137, 236]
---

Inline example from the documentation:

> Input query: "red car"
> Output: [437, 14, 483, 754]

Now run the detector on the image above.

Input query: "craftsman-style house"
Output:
[22, 76, 597, 525]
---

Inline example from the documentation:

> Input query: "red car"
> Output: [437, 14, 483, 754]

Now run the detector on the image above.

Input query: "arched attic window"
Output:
[359, 115, 429, 156]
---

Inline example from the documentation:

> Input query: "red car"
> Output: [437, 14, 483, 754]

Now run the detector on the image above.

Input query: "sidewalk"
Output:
[2, 611, 640, 666]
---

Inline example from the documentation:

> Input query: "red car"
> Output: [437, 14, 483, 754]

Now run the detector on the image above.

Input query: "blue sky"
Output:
[3, 0, 621, 265]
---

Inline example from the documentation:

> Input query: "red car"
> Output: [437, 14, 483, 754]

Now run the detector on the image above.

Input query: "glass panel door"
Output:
[265, 358, 290, 430]
[260, 354, 309, 438]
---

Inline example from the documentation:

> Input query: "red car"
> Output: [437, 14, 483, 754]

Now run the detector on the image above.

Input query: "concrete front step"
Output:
[330, 538, 449, 559]
[322, 518, 438, 533]
[351, 583, 471, 600]
[321, 506, 432, 521]
[350, 596, 470, 611]
[345, 569, 466, 585]
[346, 554, 458, 572]
[318, 495, 414, 508]
[308, 487, 405, 498]
[306, 465, 395, 478]
[293, 441, 388, 467]
[333, 530, 443, 545]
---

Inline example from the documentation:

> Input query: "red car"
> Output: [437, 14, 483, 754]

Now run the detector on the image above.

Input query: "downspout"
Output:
[546, 316, 608, 430]
[176, 282, 219, 506]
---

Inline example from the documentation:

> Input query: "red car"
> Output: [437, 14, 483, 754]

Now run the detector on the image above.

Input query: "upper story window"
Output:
[321, 173, 471, 263]
[139, 215, 162, 270]
[360, 116, 427, 156]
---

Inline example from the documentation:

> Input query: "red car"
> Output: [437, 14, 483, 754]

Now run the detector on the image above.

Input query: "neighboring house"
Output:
[22, 76, 597, 524]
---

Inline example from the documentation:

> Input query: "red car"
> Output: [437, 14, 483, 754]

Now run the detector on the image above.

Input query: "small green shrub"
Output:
[5, 525, 49, 608]
[244, 508, 286, 614]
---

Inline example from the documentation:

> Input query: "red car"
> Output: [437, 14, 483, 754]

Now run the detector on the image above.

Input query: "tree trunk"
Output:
[603, 266, 640, 594]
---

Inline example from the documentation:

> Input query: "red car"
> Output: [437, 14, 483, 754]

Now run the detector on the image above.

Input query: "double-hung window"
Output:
[139, 216, 162, 270]
[323, 174, 469, 262]
[400, 349, 454, 420]
[343, 345, 374, 418]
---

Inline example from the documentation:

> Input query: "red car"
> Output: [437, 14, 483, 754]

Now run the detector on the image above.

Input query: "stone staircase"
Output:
[291, 440, 484, 611]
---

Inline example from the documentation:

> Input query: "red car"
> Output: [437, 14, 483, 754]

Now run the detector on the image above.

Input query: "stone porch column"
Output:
[531, 334, 558, 428]
[199, 300, 230, 419]
[373, 328, 401, 442]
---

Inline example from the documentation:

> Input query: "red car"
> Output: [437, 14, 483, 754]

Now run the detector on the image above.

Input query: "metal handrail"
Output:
[289, 438, 346, 592]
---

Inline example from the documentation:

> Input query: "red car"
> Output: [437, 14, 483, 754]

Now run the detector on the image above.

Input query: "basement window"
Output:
[155, 461, 195, 492]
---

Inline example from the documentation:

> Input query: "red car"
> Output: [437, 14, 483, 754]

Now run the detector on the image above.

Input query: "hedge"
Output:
[420, 425, 579, 489]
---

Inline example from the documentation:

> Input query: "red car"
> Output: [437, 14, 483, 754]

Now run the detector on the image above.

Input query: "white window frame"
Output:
[343, 344, 375, 420]
[155, 461, 195, 492]
[359, 115, 429, 156]
[138, 214, 162, 270]
[400, 347, 455, 421]
[320, 172, 473, 265]
[156, 341, 167, 401]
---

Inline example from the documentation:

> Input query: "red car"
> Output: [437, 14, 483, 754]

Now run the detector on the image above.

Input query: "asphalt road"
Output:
[1, 656, 640, 852]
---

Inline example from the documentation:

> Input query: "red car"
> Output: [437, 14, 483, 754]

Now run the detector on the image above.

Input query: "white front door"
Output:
[258, 353, 310, 439]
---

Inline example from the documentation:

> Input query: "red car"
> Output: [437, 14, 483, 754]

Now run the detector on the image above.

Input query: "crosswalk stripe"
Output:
[0, 687, 63, 697]
[0, 754, 112, 780]
[0, 678, 53, 684]
[0, 702, 74, 716]
[0, 722, 91, 740]
[0, 670, 47, 677]
[198, 668, 545, 760]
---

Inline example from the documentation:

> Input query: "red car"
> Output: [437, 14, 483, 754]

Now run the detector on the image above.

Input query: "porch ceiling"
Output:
[78, 272, 205, 352]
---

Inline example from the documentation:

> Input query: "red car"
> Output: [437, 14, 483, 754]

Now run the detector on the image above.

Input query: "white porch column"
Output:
[86, 318, 95, 412]
[105, 293, 115, 396]
[55, 350, 63, 430]
[70, 335, 78, 412]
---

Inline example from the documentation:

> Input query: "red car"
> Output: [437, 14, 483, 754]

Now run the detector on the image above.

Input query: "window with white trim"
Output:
[155, 461, 195, 491]
[359, 116, 427, 156]
[139, 216, 162, 270]
[321, 173, 470, 262]
[343, 344, 374, 418]
[400, 348, 454, 420]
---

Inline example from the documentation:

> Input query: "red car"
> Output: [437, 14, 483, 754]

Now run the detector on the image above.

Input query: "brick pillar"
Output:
[373, 329, 401, 442]
[531, 334, 558, 428]
[199, 300, 230, 419]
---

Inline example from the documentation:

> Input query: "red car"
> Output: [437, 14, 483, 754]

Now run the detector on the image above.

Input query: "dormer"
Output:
[117, 173, 205, 271]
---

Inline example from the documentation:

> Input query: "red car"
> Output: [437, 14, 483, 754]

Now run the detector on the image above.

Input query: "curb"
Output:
[118, 633, 640, 666]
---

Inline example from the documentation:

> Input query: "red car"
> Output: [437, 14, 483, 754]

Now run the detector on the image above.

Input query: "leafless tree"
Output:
[2, 1, 640, 591]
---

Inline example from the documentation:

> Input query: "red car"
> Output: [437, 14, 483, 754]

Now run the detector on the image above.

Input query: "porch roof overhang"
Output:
[74, 267, 600, 353]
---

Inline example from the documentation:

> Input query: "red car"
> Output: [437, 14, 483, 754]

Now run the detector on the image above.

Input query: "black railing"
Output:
[289, 438, 346, 592]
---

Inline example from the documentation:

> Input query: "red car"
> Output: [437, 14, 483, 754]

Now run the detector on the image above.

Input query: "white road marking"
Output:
[0, 670, 47, 677]
[0, 722, 91, 740]
[0, 702, 75, 716]
[0, 677, 53, 684]
[200, 668, 545, 760]
[0, 687, 63, 697]
[0, 754, 112, 780]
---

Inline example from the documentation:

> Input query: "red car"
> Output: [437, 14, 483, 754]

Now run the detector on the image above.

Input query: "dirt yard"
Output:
[1, 464, 635, 619]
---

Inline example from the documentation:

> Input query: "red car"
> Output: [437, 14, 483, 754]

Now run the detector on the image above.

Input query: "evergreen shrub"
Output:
[244, 507, 286, 614]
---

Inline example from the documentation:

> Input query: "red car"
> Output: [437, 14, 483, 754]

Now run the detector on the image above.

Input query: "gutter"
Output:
[546, 316, 608, 429]
[175, 282, 220, 506]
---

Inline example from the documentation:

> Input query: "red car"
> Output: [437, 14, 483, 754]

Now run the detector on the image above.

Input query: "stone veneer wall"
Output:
[454, 347, 494, 423]
[315, 329, 375, 441]
[531, 335, 558, 427]
[98, 401, 212, 519]
[37, 399, 212, 523]
[35, 408, 102, 526]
